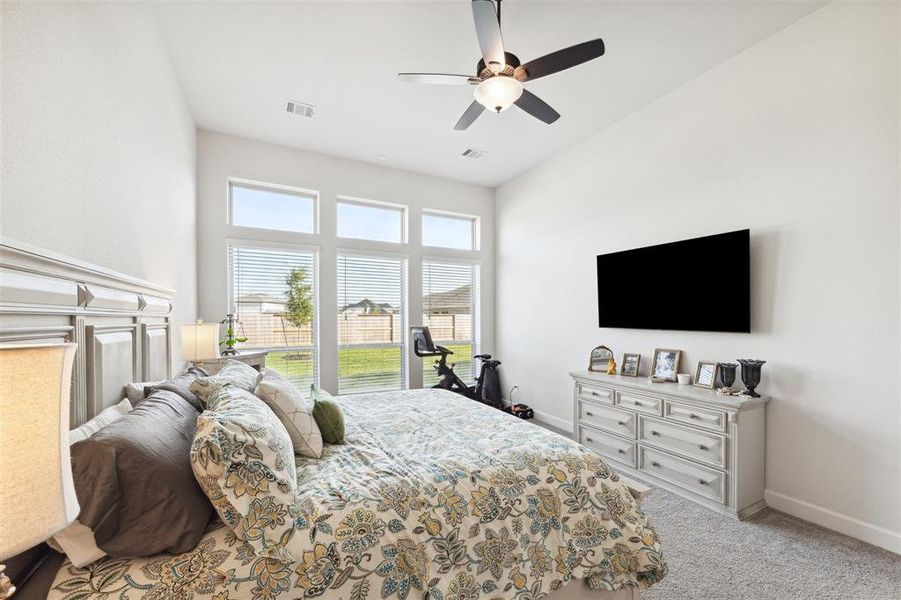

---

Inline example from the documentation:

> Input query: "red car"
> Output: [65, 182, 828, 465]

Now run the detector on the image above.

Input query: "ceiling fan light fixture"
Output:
[474, 76, 522, 113]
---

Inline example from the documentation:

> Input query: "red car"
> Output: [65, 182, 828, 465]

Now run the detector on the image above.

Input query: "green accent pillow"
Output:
[310, 385, 345, 444]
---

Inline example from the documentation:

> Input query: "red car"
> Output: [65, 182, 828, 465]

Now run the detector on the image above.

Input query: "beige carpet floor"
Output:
[640, 488, 900, 600]
[530, 419, 900, 599]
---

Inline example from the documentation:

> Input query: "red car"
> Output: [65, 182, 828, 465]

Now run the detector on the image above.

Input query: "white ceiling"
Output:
[153, 1, 825, 187]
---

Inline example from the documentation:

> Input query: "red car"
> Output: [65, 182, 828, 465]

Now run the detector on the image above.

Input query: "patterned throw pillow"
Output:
[188, 359, 260, 407]
[310, 385, 345, 444]
[254, 369, 323, 458]
[190, 386, 299, 562]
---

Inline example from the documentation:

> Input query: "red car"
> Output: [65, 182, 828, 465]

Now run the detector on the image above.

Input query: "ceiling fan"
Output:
[397, 0, 604, 131]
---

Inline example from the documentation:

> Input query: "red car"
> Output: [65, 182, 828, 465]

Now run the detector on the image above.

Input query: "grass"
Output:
[264, 343, 474, 389]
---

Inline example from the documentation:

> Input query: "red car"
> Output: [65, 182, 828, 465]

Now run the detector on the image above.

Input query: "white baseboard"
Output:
[765, 490, 901, 554]
[532, 409, 573, 433]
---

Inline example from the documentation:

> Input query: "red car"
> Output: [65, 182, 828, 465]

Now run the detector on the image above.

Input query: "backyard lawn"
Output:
[264, 343, 473, 390]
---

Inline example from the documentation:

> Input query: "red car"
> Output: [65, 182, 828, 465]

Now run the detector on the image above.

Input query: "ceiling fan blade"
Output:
[514, 89, 560, 124]
[397, 73, 481, 85]
[514, 38, 605, 82]
[454, 100, 486, 131]
[472, 0, 505, 73]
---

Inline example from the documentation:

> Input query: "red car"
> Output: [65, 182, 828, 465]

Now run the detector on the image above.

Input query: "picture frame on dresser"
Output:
[621, 353, 641, 377]
[650, 348, 681, 382]
[694, 360, 719, 389]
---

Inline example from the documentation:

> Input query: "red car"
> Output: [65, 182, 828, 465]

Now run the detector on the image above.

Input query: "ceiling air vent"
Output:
[286, 100, 316, 118]
[461, 147, 486, 159]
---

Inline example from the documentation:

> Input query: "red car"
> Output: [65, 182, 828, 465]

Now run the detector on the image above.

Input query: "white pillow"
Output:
[49, 398, 133, 566]
[254, 368, 323, 459]
[69, 398, 132, 444]
[124, 380, 165, 404]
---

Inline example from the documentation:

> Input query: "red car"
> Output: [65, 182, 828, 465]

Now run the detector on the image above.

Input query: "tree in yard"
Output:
[280, 267, 314, 357]
[284, 267, 314, 328]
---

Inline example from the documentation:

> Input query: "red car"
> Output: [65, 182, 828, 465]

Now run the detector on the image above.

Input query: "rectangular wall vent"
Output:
[461, 147, 487, 159]
[286, 100, 316, 118]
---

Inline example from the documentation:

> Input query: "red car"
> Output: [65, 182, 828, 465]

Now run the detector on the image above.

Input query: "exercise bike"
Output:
[411, 326, 503, 408]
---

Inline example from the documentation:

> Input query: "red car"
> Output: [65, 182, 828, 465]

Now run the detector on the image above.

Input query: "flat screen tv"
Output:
[597, 229, 750, 333]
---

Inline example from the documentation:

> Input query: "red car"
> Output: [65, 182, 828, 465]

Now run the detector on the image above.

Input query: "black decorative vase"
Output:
[718, 363, 738, 393]
[737, 359, 766, 398]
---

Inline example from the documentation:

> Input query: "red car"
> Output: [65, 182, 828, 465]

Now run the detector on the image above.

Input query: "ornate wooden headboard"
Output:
[0, 237, 175, 426]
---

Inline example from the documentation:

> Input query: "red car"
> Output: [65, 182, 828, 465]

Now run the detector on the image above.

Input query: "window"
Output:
[230, 180, 316, 233]
[422, 211, 477, 250]
[337, 198, 405, 243]
[230, 245, 318, 388]
[422, 260, 479, 386]
[337, 254, 407, 393]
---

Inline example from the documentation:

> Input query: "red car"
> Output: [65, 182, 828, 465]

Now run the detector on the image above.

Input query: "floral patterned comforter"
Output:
[49, 388, 667, 600]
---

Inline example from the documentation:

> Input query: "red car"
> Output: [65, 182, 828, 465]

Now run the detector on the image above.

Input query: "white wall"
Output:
[496, 1, 900, 551]
[0, 2, 198, 362]
[197, 130, 494, 393]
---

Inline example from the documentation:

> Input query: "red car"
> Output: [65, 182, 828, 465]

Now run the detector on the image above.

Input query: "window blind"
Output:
[422, 261, 479, 387]
[230, 245, 318, 389]
[337, 254, 407, 393]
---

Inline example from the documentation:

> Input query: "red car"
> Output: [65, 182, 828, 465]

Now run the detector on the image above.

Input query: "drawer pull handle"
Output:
[591, 391, 599, 396]
[689, 413, 700, 420]
[618, 449, 626, 455]
[586, 437, 593, 442]
[585, 411, 593, 416]
[650, 430, 660, 436]
[698, 479, 708, 485]
[617, 421, 626, 426]
[651, 461, 660, 467]
[698, 444, 708, 450]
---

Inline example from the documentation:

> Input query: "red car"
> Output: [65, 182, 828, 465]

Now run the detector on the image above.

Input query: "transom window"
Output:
[422, 211, 477, 250]
[337, 198, 405, 243]
[229, 180, 317, 234]
[337, 254, 407, 393]
[422, 260, 479, 386]
[230, 245, 318, 388]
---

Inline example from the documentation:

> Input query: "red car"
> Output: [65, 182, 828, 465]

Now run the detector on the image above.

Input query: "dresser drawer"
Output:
[578, 426, 637, 468]
[576, 381, 615, 405]
[640, 447, 725, 504]
[616, 391, 663, 416]
[665, 401, 727, 432]
[578, 401, 637, 438]
[639, 416, 726, 468]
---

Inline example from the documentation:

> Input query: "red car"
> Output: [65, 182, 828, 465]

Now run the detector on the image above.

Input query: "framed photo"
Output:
[588, 345, 614, 372]
[620, 353, 641, 377]
[694, 360, 719, 389]
[650, 348, 682, 382]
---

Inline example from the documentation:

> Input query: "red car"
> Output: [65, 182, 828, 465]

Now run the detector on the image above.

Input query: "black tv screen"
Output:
[597, 229, 750, 333]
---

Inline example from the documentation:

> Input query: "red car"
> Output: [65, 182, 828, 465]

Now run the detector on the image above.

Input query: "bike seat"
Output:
[474, 353, 491, 360]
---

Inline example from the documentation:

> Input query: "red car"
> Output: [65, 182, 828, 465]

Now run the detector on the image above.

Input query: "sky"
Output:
[232, 186, 474, 305]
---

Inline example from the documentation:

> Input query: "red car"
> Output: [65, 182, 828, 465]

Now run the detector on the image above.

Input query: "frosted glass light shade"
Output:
[181, 323, 220, 361]
[0, 343, 79, 560]
[474, 76, 523, 113]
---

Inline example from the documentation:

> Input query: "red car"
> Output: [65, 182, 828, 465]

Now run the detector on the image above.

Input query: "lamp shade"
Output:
[181, 322, 220, 361]
[0, 343, 79, 560]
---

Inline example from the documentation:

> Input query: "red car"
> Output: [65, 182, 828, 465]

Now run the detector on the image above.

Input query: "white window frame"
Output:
[226, 238, 322, 387]
[336, 248, 410, 393]
[336, 195, 408, 245]
[421, 209, 480, 251]
[228, 177, 320, 235]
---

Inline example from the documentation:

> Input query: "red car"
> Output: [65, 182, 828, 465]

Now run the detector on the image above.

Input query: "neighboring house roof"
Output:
[339, 298, 396, 315]
[423, 284, 471, 314]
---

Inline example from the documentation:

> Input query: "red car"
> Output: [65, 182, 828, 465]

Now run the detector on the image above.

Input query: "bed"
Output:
[0, 239, 667, 599]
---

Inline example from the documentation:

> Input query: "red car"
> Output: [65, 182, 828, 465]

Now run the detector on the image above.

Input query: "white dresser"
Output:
[570, 370, 768, 519]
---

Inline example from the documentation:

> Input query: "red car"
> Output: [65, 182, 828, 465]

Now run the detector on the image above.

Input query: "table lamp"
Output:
[0, 344, 79, 598]
[180, 320, 220, 363]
